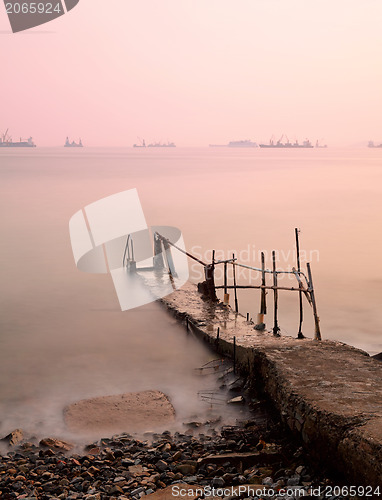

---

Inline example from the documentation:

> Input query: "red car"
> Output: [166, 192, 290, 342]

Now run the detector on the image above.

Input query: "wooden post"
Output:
[224, 262, 228, 294]
[153, 233, 165, 269]
[255, 252, 266, 329]
[205, 264, 217, 301]
[204, 251, 217, 301]
[128, 237, 136, 273]
[307, 262, 321, 341]
[295, 228, 304, 338]
[162, 239, 177, 277]
[223, 261, 229, 305]
[261, 252, 267, 315]
[232, 253, 239, 313]
[272, 250, 280, 336]
[233, 336, 236, 374]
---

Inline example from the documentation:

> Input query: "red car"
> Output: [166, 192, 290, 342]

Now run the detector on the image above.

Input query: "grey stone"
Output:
[131, 487, 145, 496]
[262, 477, 273, 486]
[287, 477, 300, 486]
[212, 477, 225, 487]
[114, 476, 126, 483]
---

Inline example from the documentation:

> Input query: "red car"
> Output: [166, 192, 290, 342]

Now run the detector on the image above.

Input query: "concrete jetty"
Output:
[160, 282, 382, 487]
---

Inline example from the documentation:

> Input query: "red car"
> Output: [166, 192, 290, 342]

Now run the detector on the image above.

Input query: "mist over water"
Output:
[0, 147, 381, 438]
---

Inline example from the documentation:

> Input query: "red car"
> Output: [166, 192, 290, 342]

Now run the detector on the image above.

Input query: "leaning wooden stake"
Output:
[307, 262, 321, 341]
[272, 250, 280, 337]
[295, 228, 304, 338]
[232, 253, 239, 313]
[162, 239, 177, 277]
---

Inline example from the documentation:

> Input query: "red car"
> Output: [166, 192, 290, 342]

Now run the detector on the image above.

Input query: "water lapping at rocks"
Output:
[0, 419, 349, 500]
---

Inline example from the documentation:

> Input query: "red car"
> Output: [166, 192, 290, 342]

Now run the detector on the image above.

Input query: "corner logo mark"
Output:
[4, 0, 80, 33]
[69, 189, 189, 311]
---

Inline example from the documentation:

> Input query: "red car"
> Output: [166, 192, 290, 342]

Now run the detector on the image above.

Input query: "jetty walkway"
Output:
[160, 282, 382, 487]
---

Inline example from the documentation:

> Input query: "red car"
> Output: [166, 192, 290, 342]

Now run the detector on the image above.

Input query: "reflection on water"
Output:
[0, 147, 381, 436]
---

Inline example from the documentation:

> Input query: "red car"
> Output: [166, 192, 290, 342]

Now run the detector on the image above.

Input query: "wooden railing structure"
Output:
[139, 230, 321, 341]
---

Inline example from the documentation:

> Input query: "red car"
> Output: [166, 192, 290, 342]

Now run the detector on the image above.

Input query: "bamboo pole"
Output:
[155, 232, 207, 266]
[233, 336, 236, 374]
[307, 262, 321, 341]
[153, 233, 165, 269]
[223, 261, 229, 304]
[232, 253, 239, 313]
[162, 238, 177, 277]
[272, 250, 280, 337]
[224, 262, 227, 294]
[295, 228, 304, 338]
[255, 252, 266, 330]
[261, 252, 267, 315]
[215, 284, 309, 292]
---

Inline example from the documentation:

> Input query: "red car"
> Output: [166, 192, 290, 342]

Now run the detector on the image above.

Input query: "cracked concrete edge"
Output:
[159, 283, 382, 487]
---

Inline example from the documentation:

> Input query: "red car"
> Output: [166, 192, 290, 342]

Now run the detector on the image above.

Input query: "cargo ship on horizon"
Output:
[65, 137, 83, 148]
[148, 141, 176, 147]
[0, 129, 36, 148]
[368, 141, 382, 148]
[259, 135, 314, 148]
[133, 138, 176, 147]
[209, 139, 258, 148]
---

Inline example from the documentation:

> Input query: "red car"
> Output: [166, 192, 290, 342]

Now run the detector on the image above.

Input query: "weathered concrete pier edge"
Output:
[159, 282, 382, 488]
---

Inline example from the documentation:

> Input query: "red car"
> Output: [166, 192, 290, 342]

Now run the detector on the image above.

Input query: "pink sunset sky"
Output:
[1, 0, 381, 147]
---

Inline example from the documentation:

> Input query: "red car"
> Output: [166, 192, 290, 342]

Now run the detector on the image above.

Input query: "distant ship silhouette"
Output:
[5, 0, 80, 33]
[65, 137, 83, 148]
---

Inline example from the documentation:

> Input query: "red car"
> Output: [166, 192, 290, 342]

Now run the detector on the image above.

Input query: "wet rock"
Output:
[262, 476, 273, 486]
[287, 476, 300, 486]
[122, 458, 135, 466]
[227, 396, 245, 404]
[128, 464, 144, 476]
[0, 423, 340, 499]
[184, 422, 202, 429]
[39, 437, 73, 451]
[176, 464, 196, 475]
[211, 477, 225, 487]
[172, 450, 182, 461]
[108, 484, 124, 495]
[1, 429, 24, 447]
[155, 460, 168, 472]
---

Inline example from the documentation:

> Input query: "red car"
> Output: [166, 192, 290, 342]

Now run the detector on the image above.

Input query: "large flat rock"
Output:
[160, 281, 382, 487]
[64, 390, 175, 434]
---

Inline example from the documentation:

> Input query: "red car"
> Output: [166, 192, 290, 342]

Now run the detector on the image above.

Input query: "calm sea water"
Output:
[0, 147, 381, 436]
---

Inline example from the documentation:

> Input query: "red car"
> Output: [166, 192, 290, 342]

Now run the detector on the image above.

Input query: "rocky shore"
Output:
[0, 417, 350, 500]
